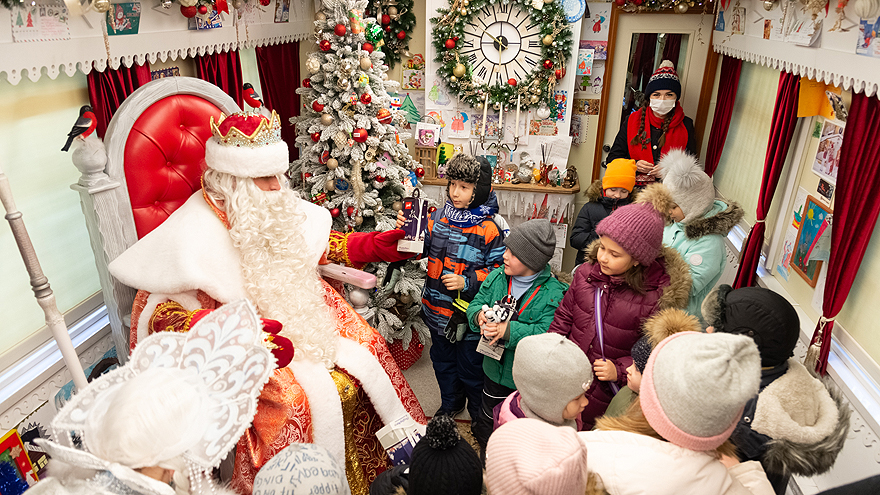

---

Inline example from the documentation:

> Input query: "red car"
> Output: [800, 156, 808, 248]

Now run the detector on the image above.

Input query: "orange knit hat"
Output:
[603, 159, 637, 192]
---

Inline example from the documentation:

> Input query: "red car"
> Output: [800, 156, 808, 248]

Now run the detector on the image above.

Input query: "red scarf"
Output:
[626, 104, 689, 179]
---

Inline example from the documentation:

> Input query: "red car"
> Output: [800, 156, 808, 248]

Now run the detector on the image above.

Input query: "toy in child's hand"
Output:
[482, 295, 517, 323]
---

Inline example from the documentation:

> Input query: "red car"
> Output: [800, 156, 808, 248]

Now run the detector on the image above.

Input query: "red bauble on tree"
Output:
[360, 93, 372, 105]
[319, 150, 330, 164]
[302, 78, 311, 88]
[384, 25, 391, 32]
[555, 68, 566, 80]
[445, 39, 456, 49]
[259, 0, 270, 5]
[428, 206, 437, 214]
[320, 40, 332, 51]
[180, 5, 197, 17]
[397, 30, 406, 40]
[346, 206, 355, 217]
[312, 101, 324, 112]
[329, 208, 341, 218]
[415, 167, 425, 178]
[381, 14, 391, 24]
[377, 108, 392, 124]
[311, 132, 321, 142]
[334, 24, 346, 36]
[363, 42, 374, 53]
[352, 128, 368, 143]
[543, 59, 554, 69]
[197, 4, 208, 14]
[615, 0, 626, 4]
[508, 78, 517, 86]
[375, 175, 385, 183]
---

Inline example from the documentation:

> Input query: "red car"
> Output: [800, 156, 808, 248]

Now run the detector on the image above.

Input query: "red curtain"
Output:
[256, 42, 301, 162]
[661, 34, 682, 67]
[195, 50, 244, 109]
[705, 56, 743, 176]
[732, 72, 800, 288]
[87, 62, 152, 138]
[807, 94, 880, 375]
[631, 33, 658, 93]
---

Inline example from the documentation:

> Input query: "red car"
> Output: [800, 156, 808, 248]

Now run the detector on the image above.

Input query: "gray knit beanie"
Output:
[658, 149, 715, 224]
[512, 333, 593, 426]
[504, 219, 556, 273]
[640, 331, 761, 451]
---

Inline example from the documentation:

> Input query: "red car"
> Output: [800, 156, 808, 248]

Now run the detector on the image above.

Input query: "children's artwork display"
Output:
[817, 179, 834, 202]
[402, 54, 425, 90]
[811, 120, 845, 185]
[776, 187, 809, 281]
[10, 2, 70, 43]
[857, 17, 880, 57]
[150, 67, 180, 80]
[274, 0, 290, 22]
[471, 114, 500, 140]
[106, 2, 141, 36]
[579, 40, 607, 59]
[448, 110, 471, 138]
[189, 9, 222, 30]
[792, 195, 832, 287]
[576, 49, 594, 76]
[582, 2, 610, 40]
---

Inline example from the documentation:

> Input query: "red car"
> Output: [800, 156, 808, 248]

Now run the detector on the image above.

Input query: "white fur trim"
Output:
[334, 337, 411, 426]
[287, 359, 345, 465]
[204, 138, 289, 178]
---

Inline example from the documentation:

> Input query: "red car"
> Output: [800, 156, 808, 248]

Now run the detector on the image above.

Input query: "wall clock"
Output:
[431, 0, 573, 111]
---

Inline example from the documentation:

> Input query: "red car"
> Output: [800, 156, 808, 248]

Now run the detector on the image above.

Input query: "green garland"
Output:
[430, 0, 573, 112]
[367, 0, 416, 69]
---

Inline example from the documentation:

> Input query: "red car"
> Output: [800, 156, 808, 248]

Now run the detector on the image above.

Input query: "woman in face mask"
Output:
[606, 60, 698, 188]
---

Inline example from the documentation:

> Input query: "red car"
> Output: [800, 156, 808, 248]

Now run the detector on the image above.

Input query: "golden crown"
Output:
[209, 110, 283, 148]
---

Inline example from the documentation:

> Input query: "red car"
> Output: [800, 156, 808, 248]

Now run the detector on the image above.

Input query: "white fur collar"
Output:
[109, 191, 331, 304]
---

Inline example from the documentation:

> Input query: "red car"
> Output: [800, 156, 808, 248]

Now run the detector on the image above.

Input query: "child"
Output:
[549, 184, 692, 430]
[703, 285, 849, 494]
[603, 308, 700, 418]
[582, 331, 775, 494]
[658, 149, 744, 321]
[494, 332, 593, 430]
[421, 154, 506, 419]
[465, 219, 567, 449]
[570, 158, 637, 265]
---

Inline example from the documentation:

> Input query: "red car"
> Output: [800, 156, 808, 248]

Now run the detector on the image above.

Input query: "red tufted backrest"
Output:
[124, 94, 223, 239]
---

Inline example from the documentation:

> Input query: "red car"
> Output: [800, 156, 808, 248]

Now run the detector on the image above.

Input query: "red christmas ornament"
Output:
[259, 0, 270, 5]
[352, 128, 368, 143]
[180, 5, 197, 17]
[397, 30, 406, 40]
[615, 0, 626, 4]
[375, 175, 385, 183]
[453, 36, 460, 41]
[377, 108, 392, 124]
[384, 25, 391, 32]
[330, 208, 341, 218]
[428, 206, 437, 214]
[360, 93, 372, 105]
[555, 68, 566, 80]
[415, 167, 425, 178]
[302, 78, 311, 88]
[508, 78, 517, 86]
[312, 101, 324, 112]
[334, 24, 346, 36]
[197, 4, 208, 14]
[346, 206, 355, 217]
[445, 39, 456, 49]
[633, 0, 643, 4]
[311, 132, 321, 142]
[303, 172, 312, 180]
[320, 40, 332, 51]
[319, 150, 330, 164]
[543, 59, 553, 69]
[363, 42, 374, 53]
[381, 14, 391, 25]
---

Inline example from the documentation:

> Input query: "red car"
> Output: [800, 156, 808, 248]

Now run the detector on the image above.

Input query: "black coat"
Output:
[570, 180, 633, 265]
[606, 113, 697, 164]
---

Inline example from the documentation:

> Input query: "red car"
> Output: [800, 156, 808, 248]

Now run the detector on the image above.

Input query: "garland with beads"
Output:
[613, 0, 714, 14]
[430, 0, 573, 112]
[366, 0, 416, 69]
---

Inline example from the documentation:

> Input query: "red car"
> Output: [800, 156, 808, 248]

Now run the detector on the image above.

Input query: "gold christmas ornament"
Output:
[387, 6, 398, 15]
[460, 8, 468, 15]
[307, 58, 321, 74]
[453, 63, 466, 78]
[375, 204, 385, 213]
[530, 94, 539, 103]
[315, 11, 326, 21]
[327, 158, 339, 169]
[763, 0, 778, 10]
[398, 293, 413, 304]
[231, 0, 242, 8]
[321, 113, 334, 125]
[543, 35, 554, 46]
[392, 200, 403, 212]
[93, 0, 111, 12]
[360, 57, 372, 70]
[674, 1, 689, 13]
[450, 75, 457, 82]
[337, 78, 351, 91]
[543, 0, 553, 3]
[493, 102, 501, 110]
[463, 0, 469, 5]
[354, 215, 363, 226]
[382, 73, 389, 80]
[325, 179, 336, 191]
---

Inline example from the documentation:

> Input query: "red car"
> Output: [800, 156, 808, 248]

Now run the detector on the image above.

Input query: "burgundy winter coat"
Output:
[549, 242, 691, 430]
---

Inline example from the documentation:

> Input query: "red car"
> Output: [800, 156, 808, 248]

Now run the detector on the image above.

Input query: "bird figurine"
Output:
[61, 105, 96, 152]
[242, 83, 271, 118]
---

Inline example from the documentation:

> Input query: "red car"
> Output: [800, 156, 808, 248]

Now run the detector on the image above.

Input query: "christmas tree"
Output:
[291, 0, 428, 351]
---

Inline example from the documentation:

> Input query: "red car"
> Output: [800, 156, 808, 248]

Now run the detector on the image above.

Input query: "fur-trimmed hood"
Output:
[682, 200, 744, 240]
[584, 241, 692, 310]
[642, 308, 701, 347]
[753, 359, 850, 477]
[586, 179, 605, 202]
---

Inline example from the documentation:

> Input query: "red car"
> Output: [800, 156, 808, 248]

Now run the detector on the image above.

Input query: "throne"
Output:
[71, 77, 376, 361]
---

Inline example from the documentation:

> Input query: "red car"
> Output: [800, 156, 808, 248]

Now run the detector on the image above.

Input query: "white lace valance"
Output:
[713, 0, 880, 97]
[0, 0, 313, 85]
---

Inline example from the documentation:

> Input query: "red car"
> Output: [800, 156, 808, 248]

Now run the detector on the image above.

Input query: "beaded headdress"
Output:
[204, 110, 289, 178]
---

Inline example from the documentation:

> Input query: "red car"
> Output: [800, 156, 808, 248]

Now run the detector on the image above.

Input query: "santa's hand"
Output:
[396, 210, 406, 228]
[441, 274, 466, 291]
[593, 358, 618, 382]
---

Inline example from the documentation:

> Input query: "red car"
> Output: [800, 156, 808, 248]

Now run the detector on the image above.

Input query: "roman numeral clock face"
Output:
[460, 3, 542, 88]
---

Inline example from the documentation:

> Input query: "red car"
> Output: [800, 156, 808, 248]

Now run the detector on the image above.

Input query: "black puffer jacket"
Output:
[570, 180, 633, 265]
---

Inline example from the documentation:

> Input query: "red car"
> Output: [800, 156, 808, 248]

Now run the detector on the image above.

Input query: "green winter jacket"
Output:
[466, 265, 568, 389]
[663, 199, 744, 321]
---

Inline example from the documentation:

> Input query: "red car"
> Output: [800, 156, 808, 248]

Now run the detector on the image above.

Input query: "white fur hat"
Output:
[205, 111, 289, 178]
[658, 149, 715, 224]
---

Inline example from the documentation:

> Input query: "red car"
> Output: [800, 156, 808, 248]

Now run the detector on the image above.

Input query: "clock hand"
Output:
[481, 26, 508, 50]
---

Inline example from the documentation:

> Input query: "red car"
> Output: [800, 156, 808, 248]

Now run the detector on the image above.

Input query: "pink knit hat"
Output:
[595, 183, 676, 265]
[639, 331, 761, 452]
[485, 418, 588, 495]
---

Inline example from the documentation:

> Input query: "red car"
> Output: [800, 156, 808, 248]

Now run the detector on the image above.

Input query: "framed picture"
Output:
[791, 195, 832, 288]
[811, 119, 845, 185]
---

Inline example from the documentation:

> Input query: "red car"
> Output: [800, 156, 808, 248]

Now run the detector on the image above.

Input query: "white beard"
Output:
[225, 180, 337, 367]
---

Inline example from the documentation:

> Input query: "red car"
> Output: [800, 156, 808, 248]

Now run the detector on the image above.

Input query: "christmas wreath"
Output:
[366, 0, 416, 69]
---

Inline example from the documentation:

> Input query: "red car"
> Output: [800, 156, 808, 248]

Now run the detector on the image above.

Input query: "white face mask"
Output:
[650, 98, 676, 116]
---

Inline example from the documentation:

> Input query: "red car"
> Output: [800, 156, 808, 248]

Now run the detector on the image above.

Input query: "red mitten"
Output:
[348, 229, 415, 266]
[261, 318, 294, 368]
